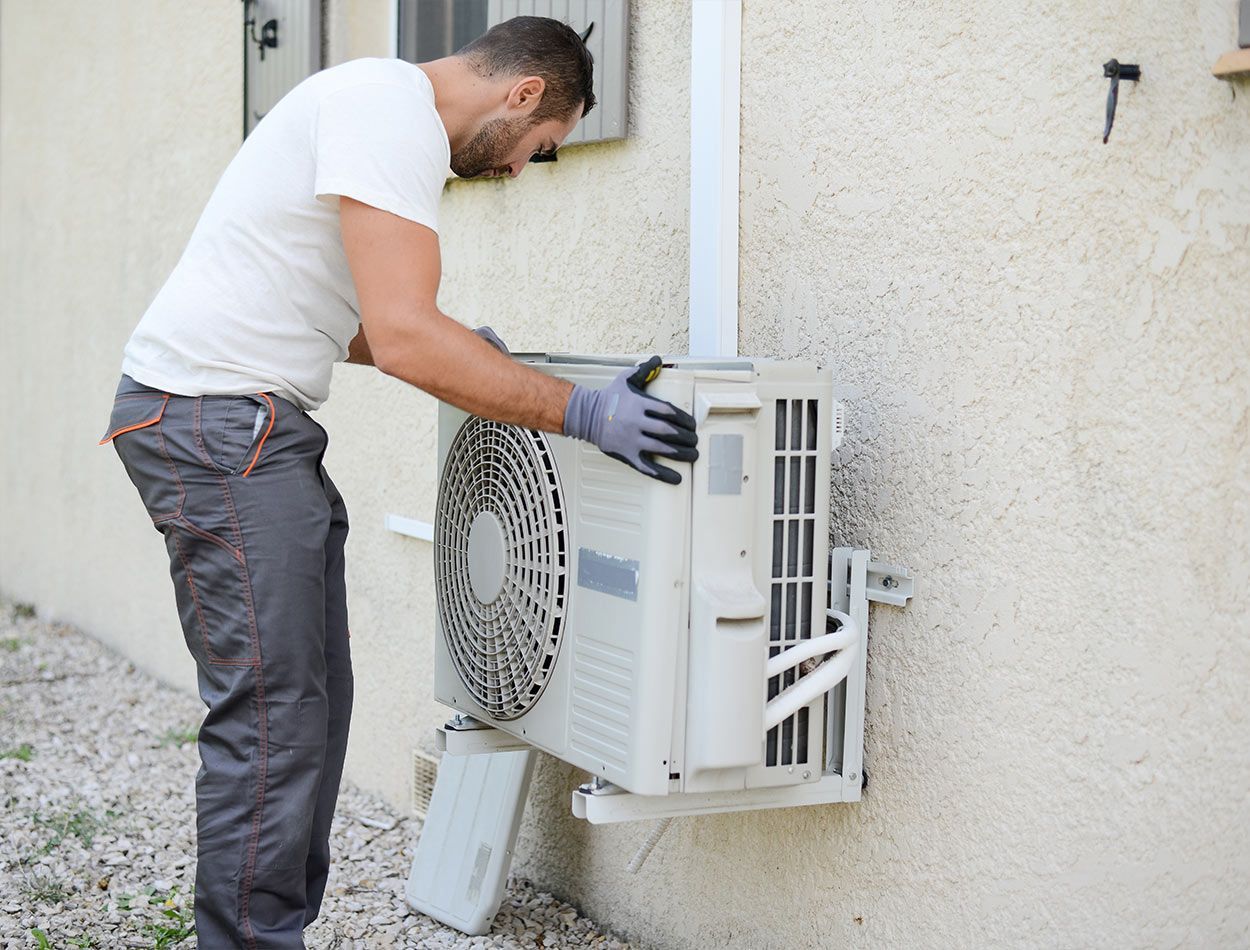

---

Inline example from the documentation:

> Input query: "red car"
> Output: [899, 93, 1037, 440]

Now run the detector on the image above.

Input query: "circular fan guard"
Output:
[435, 417, 568, 721]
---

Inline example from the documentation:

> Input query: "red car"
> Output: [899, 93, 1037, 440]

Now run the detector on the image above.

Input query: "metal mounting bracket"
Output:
[865, 558, 915, 607]
[438, 714, 531, 756]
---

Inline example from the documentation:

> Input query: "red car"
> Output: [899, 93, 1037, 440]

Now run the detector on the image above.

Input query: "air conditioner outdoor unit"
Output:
[432, 353, 851, 797]
[408, 353, 915, 934]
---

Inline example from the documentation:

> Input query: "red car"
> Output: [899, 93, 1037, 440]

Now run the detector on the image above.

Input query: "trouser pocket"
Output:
[101, 391, 184, 524]
[164, 520, 261, 667]
[196, 394, 276, 477]
[102, 384, 262, 666]
[99, 392, 169, 445]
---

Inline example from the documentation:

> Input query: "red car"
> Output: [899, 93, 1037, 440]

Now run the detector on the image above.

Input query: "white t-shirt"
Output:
[122, 58, 450, 410]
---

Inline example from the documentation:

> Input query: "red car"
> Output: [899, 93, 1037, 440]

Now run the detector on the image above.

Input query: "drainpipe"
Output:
[688, 0, 742, 358]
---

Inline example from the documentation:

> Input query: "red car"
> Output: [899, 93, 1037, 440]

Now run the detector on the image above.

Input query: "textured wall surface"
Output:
[3, 0, 1248, 948]
[524, 2, 1250, 947]
[1, 1, 241, 689]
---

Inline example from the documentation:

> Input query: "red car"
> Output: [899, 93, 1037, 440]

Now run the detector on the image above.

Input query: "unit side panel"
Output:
[561, 369, 692, 795]
[679, 378, 770, 793]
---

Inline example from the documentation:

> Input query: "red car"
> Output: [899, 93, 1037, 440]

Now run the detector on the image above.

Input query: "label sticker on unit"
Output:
[708, 433, 744, 495]
[577, 548, 640, 601]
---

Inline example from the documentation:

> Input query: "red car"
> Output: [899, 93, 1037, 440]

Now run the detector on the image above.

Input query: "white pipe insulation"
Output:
[763, 610, 862, 731]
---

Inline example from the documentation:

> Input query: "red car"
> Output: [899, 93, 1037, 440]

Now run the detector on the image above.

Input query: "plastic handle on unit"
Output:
[762, 609, 861, 731]
[685, 580, 768, 772]
[695, 390, 762, 424]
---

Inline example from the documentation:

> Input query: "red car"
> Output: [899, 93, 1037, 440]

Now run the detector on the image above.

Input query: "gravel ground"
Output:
[0, 602, 631, 949]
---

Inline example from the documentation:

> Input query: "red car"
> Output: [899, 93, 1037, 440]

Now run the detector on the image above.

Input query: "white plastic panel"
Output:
[244, 0, 322, 136]
[405, 750, 535, 936]
[681, 380, 768, 792]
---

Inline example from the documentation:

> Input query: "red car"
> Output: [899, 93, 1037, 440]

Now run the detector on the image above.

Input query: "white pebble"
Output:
[0, 604, 632, 949]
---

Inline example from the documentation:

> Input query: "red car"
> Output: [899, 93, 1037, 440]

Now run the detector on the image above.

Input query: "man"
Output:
[99, 17, 697, 948]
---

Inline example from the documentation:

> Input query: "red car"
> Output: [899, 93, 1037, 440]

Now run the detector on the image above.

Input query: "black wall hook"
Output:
[1102, 59, 1141, 144]
[243, 0, 279, 62]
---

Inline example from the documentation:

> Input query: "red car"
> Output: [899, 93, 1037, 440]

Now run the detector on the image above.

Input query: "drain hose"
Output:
[627, 817, 674, 874]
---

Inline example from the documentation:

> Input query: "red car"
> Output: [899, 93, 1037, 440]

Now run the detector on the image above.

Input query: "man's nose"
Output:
[508, 162, 523, 179]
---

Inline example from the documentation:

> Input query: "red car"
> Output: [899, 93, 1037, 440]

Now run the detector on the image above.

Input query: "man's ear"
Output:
[507, 76, 546, 115]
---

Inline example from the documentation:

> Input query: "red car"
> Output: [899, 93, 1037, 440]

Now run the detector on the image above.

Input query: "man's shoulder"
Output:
[312, 57, 429, 98]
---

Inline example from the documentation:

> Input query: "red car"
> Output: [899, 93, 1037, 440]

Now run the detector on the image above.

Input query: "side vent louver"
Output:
[766, 398, 819, 768]
[411, 748, 440, 819]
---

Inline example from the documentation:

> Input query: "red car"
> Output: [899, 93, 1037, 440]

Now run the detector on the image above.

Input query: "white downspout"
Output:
[688, 0, 742, 359]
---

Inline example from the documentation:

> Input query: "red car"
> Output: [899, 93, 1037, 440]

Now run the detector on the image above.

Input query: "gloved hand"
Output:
[473, 325, 510, 355]
[563, 356, 698, 485]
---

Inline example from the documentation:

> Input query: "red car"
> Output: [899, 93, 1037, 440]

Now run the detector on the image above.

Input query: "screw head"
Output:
[802, 770, 811, 780]
[848, 771, 858, 783]
[740, 550, 747, 558]
[881, 576, 895, 589]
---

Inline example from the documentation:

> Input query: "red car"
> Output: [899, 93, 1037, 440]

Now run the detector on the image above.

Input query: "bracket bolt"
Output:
[802, 770, 811, 780]
[880, 576, 895, 589]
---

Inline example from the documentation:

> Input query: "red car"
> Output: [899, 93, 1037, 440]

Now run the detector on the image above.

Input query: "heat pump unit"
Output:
[432, 354, 853, 797]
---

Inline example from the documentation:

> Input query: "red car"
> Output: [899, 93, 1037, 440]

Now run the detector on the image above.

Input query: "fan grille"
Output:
[435, 416, 568, 721]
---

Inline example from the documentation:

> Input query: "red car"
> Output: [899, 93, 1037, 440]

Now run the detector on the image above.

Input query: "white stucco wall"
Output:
[2, 1, 1247, 948]
[1, 1, 241, 684]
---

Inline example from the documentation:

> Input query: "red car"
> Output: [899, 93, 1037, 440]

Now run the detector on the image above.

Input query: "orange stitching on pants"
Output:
[170, 529, 214, 663]
[178, 516, 243, 562]
[241, 393, 276, 478]
[154, 409, 187, 522]
[170, 525, 253, 669]
[190, 398, 268, 949]
[98, 394, 169, 445]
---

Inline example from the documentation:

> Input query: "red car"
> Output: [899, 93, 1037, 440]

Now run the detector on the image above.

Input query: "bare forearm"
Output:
[371, 308, 572, 433]
[337, 198, 569, 430]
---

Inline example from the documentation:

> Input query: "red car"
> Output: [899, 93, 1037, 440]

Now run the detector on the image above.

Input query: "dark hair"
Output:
[458, 16, 596, 123]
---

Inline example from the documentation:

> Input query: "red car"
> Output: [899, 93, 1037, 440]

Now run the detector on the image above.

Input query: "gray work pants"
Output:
[101, 375, 353, 949]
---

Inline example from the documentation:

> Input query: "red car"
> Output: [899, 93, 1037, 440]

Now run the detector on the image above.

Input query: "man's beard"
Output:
[450, 116, 530, 178]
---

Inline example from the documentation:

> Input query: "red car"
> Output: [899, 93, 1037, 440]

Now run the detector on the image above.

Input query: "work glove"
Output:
[473, 325, 510, 355]
[563, 356, 699, 485]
